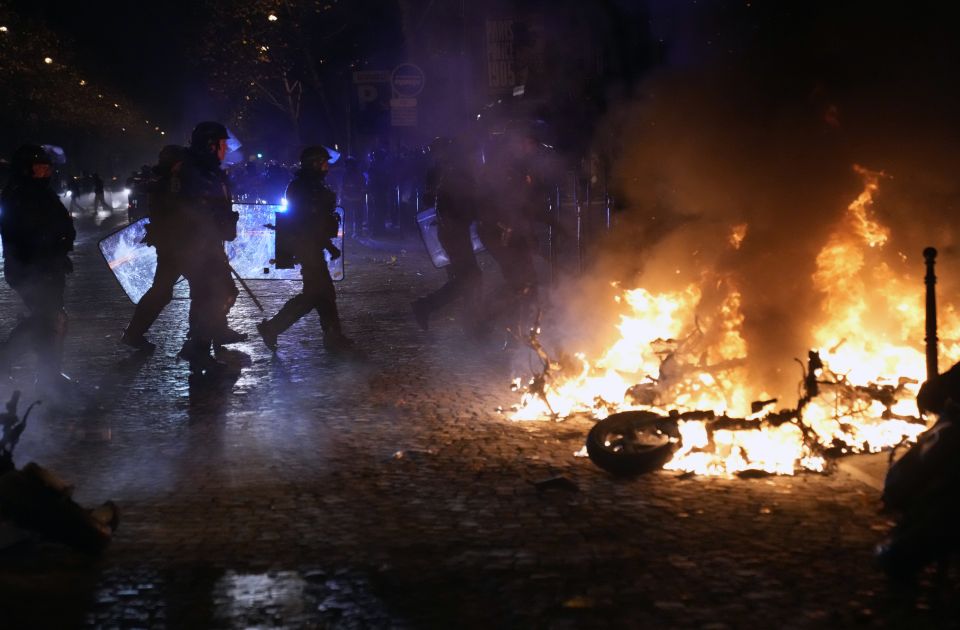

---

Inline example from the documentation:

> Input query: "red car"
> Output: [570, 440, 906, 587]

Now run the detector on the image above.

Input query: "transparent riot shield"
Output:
[415, 206, 484, 268]
[225, 203, 301, 280]
[99, 204, 345, 304]
[97, 218, 157, 303]
[327, 206, 346, 281]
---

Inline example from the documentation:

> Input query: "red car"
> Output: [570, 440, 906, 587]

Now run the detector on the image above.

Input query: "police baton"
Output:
[228, 263, 265, 312]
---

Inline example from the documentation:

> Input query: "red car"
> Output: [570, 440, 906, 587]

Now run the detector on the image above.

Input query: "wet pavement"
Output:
[0, 212, 957, 629]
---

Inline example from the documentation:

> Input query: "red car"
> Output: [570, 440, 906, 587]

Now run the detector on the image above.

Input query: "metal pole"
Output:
[604, 168, 612, 231]
[548, 185, 561, 286]
[924, 246, 939, 379]
[575, 178, 583, 275]
[229, 263, 265, 313]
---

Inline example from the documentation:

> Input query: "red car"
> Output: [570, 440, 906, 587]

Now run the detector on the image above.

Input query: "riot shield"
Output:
[97, 218, 158, 303]
[260, 204, 344, 281]
[99, 204, 345, 304]
[415, 207, 484, 268]
[225, 203, 301, 280]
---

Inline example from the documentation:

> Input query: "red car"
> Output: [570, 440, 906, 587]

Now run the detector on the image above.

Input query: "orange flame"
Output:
[510, 165, 954, 476]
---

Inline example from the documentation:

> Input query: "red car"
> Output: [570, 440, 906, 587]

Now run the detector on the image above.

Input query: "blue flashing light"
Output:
[257, 152, 263, 159]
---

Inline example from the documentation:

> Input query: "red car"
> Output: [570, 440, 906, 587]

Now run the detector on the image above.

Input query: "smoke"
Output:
[544, 1, 960, 400]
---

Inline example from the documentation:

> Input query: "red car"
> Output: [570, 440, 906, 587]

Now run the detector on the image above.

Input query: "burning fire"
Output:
[511, 165, 958, 476]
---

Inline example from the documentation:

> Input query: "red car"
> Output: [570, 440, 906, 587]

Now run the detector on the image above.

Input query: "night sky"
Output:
[4, 1, 960, 169]
[17, 2, 958, 128]
[19, 0, 201, 132]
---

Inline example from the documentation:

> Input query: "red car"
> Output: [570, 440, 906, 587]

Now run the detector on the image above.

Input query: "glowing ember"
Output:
[510, 166, 955, 476]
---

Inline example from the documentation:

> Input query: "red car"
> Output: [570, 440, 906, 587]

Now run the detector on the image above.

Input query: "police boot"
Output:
[213, 326, 249, 346]
[322, 321, 355, 353]
[256, 319, 279, 352]
[178, 338, 225, 374]
[120, 305, 157, 352]
[120, 327, 155, 352]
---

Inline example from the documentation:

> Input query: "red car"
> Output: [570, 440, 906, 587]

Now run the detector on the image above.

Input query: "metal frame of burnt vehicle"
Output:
[514, 307, 926, 477]
[583, 350, 923, 477]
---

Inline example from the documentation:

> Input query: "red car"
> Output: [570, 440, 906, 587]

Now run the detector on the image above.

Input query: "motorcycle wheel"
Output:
[586, 410, 680, 476]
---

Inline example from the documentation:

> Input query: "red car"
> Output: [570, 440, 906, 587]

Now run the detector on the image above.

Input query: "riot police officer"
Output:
[176, 122, 243, 373]
[256, 146, 353, 353]
[0, 145, 77, 391]
[411, 137, 481, 331]
[476, 124, 550, 330]
[338, 157, 365, 237]
[120, 145, 187, 352]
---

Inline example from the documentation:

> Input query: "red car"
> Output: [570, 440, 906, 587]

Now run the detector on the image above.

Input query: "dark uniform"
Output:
[92, 172, 108, 211]
[476, 130, 551, 331]
[257, 146, 352, 353]
[0, 145, 76, 389]
[120, 146, 187, 351]
[366, 149, 393, 236]
[411, 138, 481, 331]
[176, 122, 242, 372]
[338, 157, 365, 237]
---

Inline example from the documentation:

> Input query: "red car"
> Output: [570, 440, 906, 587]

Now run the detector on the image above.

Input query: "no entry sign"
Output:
[391, 63, 425, 98]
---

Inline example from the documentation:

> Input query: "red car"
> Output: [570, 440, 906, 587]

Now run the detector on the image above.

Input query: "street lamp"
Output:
[0, 26, 8, 32]
[268, 14, 278, 21]
[43, 57, 53, 64]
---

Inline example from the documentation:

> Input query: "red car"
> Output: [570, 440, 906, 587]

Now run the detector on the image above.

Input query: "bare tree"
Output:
[195, 0, 406, 158]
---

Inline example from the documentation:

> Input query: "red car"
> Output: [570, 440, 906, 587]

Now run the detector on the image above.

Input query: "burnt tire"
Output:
[586, 410, 680, 476]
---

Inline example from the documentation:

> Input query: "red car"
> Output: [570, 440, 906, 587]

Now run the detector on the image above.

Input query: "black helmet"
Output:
[155, 145, 187, 174]
[11, 144, 52, 177]
[190, 121, 229, 149]
[300, 146, 332, 164]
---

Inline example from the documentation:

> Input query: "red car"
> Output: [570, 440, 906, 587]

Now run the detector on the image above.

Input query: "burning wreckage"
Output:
[508, 168, 953, 479]
[517, 321, 923, 478]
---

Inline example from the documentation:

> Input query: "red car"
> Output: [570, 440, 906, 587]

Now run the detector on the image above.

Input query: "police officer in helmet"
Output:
[120, 144, 187, 352]
[0, 145, 77, 391]
[257, 146, 353, 353]
[411, 137, 482, 332]
[177, 121, 244, 373]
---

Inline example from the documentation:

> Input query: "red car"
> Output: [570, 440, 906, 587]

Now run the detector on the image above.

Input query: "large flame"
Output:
[511, 166, 956, 476]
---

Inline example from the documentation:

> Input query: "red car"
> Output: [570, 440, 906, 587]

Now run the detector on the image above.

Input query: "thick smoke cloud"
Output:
[548, 1, 960, 400]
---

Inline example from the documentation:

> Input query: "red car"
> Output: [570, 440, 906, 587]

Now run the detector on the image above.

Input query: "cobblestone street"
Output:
[0, 214, 956, 629]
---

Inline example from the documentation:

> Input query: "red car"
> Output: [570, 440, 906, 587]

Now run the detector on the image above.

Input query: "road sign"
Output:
[391, 63, 425, 98]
